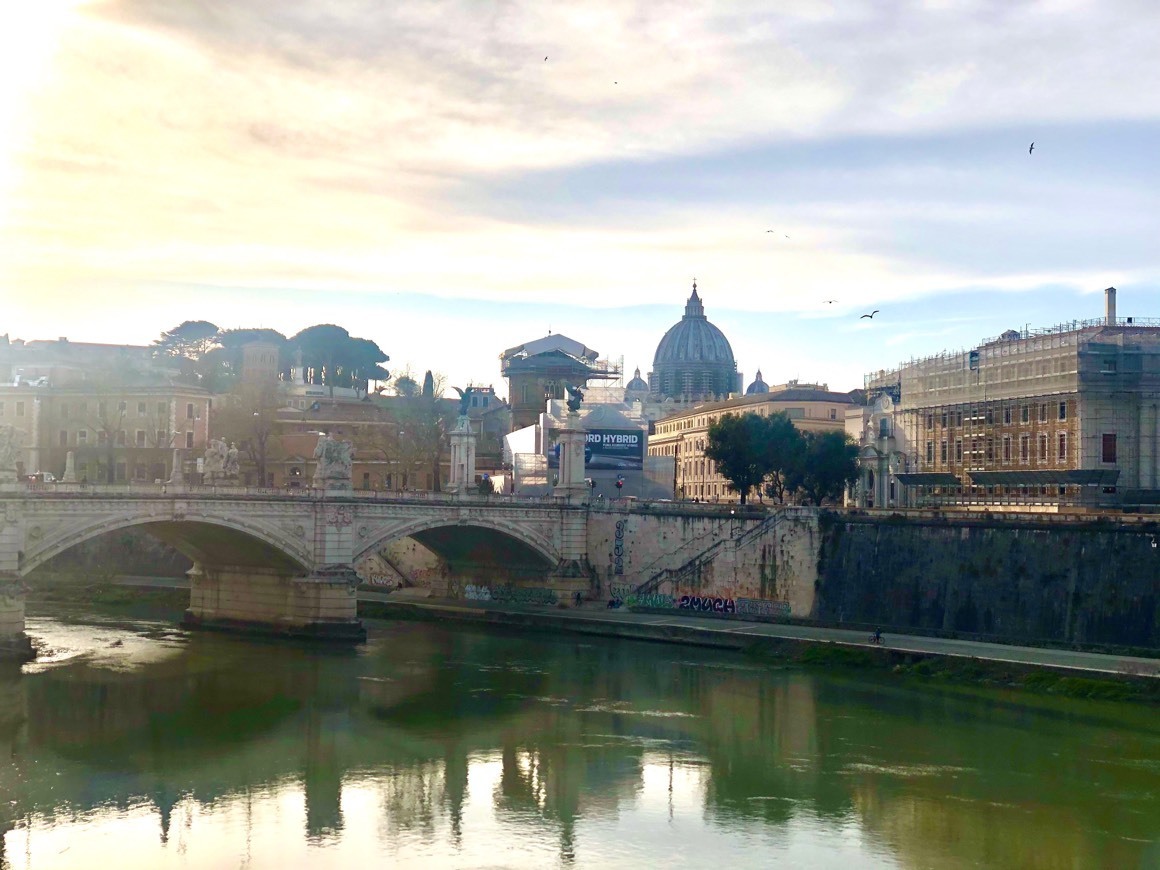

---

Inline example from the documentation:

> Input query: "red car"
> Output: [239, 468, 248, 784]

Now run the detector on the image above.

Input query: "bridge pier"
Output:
[183, 563, 366, 642]
[0, 577, 34, 661]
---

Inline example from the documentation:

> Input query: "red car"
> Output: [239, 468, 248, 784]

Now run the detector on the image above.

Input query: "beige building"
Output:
[864, 287, 1160, 509]
[0, 336, 211, 482]
[648, 382, 854, 502]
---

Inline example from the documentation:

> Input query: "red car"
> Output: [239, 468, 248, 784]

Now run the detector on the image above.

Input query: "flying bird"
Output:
[860, 310, 879, 319]
[766, 229, 774, 233]
[823, 299, 837, 305]
[544, 56, 548, 61]
[1029, 142, 1035, 155]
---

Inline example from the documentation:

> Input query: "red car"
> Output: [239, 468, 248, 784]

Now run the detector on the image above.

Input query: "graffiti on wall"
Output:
[678, 595, 736, 613]
[609, 583, 674, 609]
[463, 584, 558, 606]
[735, 597, 791, 620]
[613, 520, 626, 575]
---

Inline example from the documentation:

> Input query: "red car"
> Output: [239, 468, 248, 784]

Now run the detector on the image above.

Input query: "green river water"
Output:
[1, 605, 1158, 869]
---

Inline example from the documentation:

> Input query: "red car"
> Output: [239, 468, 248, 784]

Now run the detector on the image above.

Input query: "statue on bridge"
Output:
[312, 432, 354, 490]
[202, 438, 228, 482]
[224, 442, 240, 478]
[0, 425, 24, 482]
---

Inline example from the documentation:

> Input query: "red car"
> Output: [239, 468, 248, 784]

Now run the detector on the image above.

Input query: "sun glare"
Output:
[0, 1, 94, 225]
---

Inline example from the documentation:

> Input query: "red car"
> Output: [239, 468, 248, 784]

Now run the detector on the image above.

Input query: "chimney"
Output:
[1105, 287, 1117, 325]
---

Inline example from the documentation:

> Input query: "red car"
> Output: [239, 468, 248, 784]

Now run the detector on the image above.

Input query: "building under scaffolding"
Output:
[860, 288, 1160, 510]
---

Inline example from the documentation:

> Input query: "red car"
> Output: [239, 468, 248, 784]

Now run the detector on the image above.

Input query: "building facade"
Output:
[867, 288, 1160, 509]
[0, 337, 211, 482]
[647, 384, 854, 502]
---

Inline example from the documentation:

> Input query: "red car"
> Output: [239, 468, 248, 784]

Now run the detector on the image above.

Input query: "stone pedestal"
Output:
[447, 419, 476, 495]
[168, 448, 185, 484]
[183, 563, 365, 642]
[552, 417, 589, 501]
[0, 579, 33, 661]
[62, 451, 77, 483]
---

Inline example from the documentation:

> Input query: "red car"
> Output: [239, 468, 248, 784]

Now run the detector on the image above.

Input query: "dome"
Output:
[652, 284, 736, 367]
[624, 367, 649, 399]
[745, 370, 769, 394]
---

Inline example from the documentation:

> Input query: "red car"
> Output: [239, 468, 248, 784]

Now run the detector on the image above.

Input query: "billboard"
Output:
[547, 428, 645, 470]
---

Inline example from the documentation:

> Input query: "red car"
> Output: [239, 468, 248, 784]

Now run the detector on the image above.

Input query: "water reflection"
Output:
[1, 611, 1159, 868]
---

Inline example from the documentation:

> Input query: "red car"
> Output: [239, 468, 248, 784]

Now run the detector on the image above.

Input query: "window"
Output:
[1038, 433, 1048, 462]
[1058, 432, 1067, 462]
[1021, 405, 1029, 423]
[955, 439, 963, 463]
[940, 440, 948, 464]
[186, 431, 194, 449]
[157, 429, 167, 445]
[1039, 404, 1047, 422]
[926, 413, 934, 430]
[136, 430, 146, 447]
[1058, 401, 1067, 421]
[116, 430, 126, 447]
[985, 408, 994, 425]
[1102, 434, 1117, 463]
[941, 411, 948, 428]
[829, 408, 837, 420]
[986, 437, 994, 462]
[1003, 436, 1012, 463]
[926, 441, 934, 464]
[955, 411, 963, 427]
[98, 431, 109, 446]
[59, 430, 68, 447]
[115, 462, 127, 482]
[118, 401, 127, 413]
[15, 401, 24, 417]
[98, 401, 107, 418]
[1102, 358, 1117, 373]
[137, 402, 146, 416]
[157, 402, 167, 417]
[77, 429, 87, 445]
[1020, 434, 1030, 463]
[1004, 406, 1012, 425]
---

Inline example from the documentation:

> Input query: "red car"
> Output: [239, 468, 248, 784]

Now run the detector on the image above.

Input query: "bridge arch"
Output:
[353, 515, 559, 576]
[20, 511, 314, 578]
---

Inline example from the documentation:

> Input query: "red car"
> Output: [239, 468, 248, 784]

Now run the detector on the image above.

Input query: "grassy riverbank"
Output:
[784, 642, 1160, 704]
[26, 576, 189, 610]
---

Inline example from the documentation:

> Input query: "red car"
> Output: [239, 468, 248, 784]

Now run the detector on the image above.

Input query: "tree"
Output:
[705, 411, 807, 505]
[787, 430, 859, 506]
[705, 413, 768, 504]
[288, 324, 389, 394]
[153, 321, 220, 361]
[211, 381, 286, 486]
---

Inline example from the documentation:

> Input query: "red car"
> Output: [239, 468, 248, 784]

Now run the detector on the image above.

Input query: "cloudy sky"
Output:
[3, 0, 1159, 394]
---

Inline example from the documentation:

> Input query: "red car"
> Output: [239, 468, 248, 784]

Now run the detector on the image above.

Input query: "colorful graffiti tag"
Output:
[613, 520, 626, 576]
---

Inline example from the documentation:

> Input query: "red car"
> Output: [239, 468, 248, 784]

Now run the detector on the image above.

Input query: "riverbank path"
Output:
[360, 592, 1160, 680]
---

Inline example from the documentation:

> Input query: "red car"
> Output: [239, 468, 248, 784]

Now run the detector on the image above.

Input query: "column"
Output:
[553, 416, 588, 501]
[446, 419, 476, 495]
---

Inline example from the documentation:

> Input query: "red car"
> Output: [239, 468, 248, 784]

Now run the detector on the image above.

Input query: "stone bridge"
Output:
[0, 483, 592, 656]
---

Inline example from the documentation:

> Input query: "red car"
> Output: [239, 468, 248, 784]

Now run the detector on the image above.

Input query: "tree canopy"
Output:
[785, 430, 859, 506]
[705, 411, 858, 505]
[289, 324, 389, 392]
[153, 321, 220, 360]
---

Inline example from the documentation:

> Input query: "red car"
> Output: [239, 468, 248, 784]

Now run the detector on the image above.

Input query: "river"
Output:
[2, 605, 1158, 869]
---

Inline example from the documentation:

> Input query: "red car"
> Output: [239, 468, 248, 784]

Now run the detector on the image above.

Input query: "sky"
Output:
[2, 0, 1159, 396]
